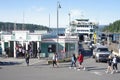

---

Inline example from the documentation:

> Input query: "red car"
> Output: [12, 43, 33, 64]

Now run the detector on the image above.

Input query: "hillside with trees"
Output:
[0, 22, 51, 32]
[103, 20, 120, 33]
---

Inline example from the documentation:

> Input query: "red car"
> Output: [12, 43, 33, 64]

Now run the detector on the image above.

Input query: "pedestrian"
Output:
[77, 52, 85, 71]
[111, 55, 119, 74]
[29, 49, 33, 58]
[69, 53, 77, 69]
[111, 50, 113, 54]
[105, 54, 113, 74]
[25, 50, 30, 66]
[52, 53, 59, 68]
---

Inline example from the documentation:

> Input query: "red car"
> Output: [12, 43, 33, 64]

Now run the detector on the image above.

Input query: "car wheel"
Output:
[92, 55, 95, 58]
[95, 57, 99, 63]
[97, 59, 100, 62]
[95, 57, 97, 62]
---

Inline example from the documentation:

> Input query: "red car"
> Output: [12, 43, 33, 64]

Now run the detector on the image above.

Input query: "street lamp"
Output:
[68, 13, 71, 26]
[49, 14, 50, 28]
[67, 12, 71, 57]
[56, 1, 61, 54]
[118, 33, 120, 56]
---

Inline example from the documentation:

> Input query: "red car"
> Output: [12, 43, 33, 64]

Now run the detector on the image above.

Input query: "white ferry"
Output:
[65, 19, 98, 41]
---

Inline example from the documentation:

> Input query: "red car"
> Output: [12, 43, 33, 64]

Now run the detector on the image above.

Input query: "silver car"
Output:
[93, 45, 111, 62]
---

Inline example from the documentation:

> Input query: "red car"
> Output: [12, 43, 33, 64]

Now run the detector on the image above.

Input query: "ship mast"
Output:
[22, 11, 25, 30]
[14, 23, 16, 30]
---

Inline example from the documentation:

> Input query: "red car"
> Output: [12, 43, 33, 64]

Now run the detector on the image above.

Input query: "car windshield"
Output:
[97, 48, 108, 52]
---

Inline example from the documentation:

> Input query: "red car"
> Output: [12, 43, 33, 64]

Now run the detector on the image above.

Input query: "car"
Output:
[87, 41, 95, 49]
[93, 45, 111, 62]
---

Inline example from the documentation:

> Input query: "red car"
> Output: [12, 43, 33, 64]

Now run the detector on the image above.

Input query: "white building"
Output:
[0, 30, 79, 58]
[0, 30, 45, 58]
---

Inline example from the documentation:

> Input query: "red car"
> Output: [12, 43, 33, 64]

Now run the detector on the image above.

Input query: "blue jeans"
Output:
[71, 61, 76, 67]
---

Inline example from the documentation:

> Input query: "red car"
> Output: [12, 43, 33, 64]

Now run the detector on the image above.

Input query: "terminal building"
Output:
[0, 30, 79, 58]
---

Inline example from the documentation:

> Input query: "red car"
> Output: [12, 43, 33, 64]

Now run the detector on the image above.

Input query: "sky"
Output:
[0, 0, 120, 28]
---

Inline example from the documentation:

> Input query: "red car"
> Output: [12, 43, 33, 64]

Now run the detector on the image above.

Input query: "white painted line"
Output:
[91, 71, 103, 76]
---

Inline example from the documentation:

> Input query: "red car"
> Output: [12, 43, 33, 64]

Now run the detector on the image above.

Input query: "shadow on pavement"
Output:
[0, 61, 22, 66]
[83, 49, 93, 57]
[86, 66, 106, 71]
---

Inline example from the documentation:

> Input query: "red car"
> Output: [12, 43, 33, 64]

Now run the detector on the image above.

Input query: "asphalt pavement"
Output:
[0, 57, 120, 80]
[0, 57, 46, 66]
[0, 42, 120, 80]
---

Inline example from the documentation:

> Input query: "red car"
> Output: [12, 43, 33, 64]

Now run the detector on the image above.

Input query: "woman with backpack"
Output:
[111, 55, 119, 74]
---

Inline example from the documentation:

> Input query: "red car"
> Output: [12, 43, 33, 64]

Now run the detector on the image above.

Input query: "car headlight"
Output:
[96, 54, 99, 57]
[89, 45, 92, 48]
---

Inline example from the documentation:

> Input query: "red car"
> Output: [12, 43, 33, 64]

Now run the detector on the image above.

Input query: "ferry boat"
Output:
[65, 19, 98, 41]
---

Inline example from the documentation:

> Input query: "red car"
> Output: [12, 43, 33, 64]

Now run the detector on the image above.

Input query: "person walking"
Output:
[105, 54, 113, 74]
[52, 53, 59, 68]
[77, 52, 85, 71]
[69, 53, 77, 69]
[111, 55, 119, 74]
[25, 50, 30, 66]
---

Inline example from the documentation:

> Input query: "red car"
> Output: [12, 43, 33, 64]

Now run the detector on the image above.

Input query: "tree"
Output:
[103, 20, 120, 33]
[0, 22, 51, 32]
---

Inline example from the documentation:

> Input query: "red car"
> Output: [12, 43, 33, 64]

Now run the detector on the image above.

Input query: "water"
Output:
[42, 28, 65, 39]
[50, 28, 65, 34]
[50, 27, 120, 42]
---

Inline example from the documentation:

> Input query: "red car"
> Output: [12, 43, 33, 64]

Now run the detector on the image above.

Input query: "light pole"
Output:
[22, 11, 25, 30]
[67, 13, 71, 57]
[56, 1, 61, 54]
[49, 14, 50, 28]
[68, 13, 71, 26]
[118, 33, 120, 56]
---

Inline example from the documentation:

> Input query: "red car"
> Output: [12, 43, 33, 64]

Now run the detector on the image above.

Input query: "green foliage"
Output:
[103, 20, 120, 33]
[0, 22, 51, 32]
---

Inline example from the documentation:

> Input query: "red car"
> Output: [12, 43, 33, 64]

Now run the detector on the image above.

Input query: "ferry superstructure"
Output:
[65, 19, 98, 41]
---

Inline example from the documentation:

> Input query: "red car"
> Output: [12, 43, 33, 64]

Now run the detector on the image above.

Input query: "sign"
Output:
[93, 32, 97, 43]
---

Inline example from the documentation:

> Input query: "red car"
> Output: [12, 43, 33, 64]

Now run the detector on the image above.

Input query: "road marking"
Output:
[91, 71, 103, 76]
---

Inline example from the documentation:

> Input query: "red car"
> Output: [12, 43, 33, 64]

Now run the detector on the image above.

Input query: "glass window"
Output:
[97, 48, 108, 52]
[90, 29, 93, 32]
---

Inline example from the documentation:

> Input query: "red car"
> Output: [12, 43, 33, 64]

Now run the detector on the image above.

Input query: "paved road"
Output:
[0, 57, 46, 66]
[0, 42, 120, 80]
[79, 42, 93, 57]
[0, 57, 120, 80]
